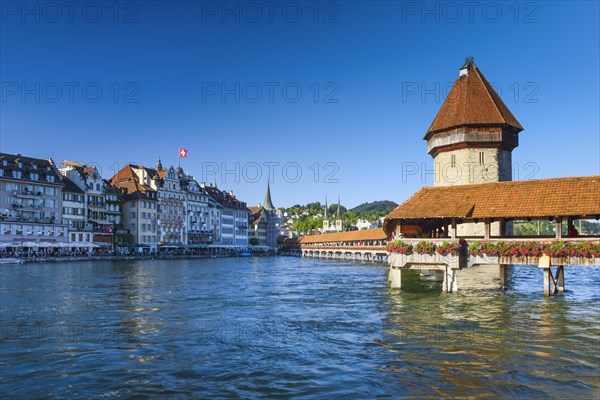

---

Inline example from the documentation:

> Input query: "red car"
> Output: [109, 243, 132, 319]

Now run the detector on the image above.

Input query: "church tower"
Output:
[263, 181, 275, 211]
[335, 196, 343, 232]
[425, 58, 524, 186]
[323, 196, 330, 231]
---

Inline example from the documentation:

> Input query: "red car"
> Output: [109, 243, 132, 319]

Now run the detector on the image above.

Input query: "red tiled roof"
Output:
[109, 164, 157, 200]
[385, 176, 600, 223]
[425, 61, 523, 138]
[301, 228, 387, 244]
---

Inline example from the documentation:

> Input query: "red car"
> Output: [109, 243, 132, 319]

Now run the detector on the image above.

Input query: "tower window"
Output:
[479, 152, 485, 166]
[450, 154, 456, 168]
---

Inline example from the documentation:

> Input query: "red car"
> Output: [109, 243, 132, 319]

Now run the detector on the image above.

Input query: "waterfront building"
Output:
[154, 161, 187, 245]
[0, 153, 69, 245]
[205, 184, 249, 246]
[177, 170, 213, 245]
[109, 164, 159, 248]
[58, 161, 121, 247]
[248, 182, 281, 247]
[60, 175, 91, 245]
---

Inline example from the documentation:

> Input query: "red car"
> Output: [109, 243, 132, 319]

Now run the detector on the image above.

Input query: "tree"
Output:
[249, 237, 260, 246]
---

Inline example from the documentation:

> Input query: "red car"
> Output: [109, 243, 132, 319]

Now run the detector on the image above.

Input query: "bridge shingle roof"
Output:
[385, 176, 600, 224]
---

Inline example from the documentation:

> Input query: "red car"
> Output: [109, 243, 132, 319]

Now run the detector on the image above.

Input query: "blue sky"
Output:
[1, 1, 598, 208]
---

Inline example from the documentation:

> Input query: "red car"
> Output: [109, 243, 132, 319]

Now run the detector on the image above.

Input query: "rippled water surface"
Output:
[1, 257, 599, 398]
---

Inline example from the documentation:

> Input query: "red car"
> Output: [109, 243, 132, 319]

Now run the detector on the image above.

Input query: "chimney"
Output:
[200, 182, 205, 188]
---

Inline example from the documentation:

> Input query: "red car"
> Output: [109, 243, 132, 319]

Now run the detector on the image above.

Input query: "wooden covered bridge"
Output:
[383, 176, 600, 295]
[282, 176, 599, 296]
[281, 228, 388, 262]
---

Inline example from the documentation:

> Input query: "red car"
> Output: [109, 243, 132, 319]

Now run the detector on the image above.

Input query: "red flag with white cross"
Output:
[179, 148, 188, 158]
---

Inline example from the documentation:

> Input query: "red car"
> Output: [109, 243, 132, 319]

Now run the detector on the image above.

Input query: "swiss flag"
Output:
[179, 148, 188, 158]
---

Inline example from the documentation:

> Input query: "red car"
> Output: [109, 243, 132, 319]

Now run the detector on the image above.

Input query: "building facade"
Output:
[58, 161, 121, 247]
[249, 182, 281, 247]
[205, 185, 249, 246]
[109, 164, 159, 248]
[0, 153, 69, 245]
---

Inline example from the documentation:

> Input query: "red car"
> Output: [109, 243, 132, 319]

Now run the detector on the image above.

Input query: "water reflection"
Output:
[0, 258, 598, 398]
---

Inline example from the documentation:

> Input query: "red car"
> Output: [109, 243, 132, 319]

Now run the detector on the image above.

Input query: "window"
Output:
[479, 152, 485, 166]
[131, 212, 136, 218]
[44, 187, 55, 196]
[30, 173, 39, 180]
[13, 171, 22, 179]
[46, 175, 55, 183]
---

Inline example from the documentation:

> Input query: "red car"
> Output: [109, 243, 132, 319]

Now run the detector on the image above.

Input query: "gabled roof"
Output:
[109, 164, 157, 200]
[425, 60, 523, 138]
[62, 175, 84, 194]
[300, 228, 387, 243]
[385, 176, 600, 224]
[0, 152, 64, 185]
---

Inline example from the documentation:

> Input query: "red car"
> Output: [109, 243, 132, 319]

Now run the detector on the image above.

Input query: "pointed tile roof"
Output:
[425, 60, 524, 139]
[263, 182, 275, 210]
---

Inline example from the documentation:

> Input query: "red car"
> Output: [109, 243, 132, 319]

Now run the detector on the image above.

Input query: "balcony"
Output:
[12, 190, 42, 198]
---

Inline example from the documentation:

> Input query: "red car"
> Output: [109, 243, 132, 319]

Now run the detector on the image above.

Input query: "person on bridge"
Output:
[568, 224, 579, 238]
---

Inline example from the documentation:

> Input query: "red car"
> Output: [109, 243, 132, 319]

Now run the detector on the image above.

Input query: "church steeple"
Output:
[323, 195, 330, 232]
[156, 156, 163, 171]
[335, 196, 343, 232]
[263, 181, 275, 210]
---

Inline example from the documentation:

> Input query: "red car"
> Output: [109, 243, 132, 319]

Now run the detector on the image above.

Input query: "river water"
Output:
[1, 257, 599, 398]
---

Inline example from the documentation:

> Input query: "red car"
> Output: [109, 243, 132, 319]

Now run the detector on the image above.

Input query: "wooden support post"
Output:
[539, 255, 552, 296]
[484, 219, 491, 240]
[500, 264, 508, 290]
[555, 217, 563, 239]
[543, 268, 552, 296]
[556, 265, 565, 293]
[390, 267, 402, 289]
[443, 267, 457, 293]
[450, 218, 457, 239]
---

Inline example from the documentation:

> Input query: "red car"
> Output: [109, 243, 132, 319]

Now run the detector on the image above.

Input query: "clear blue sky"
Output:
[1, 1, 598, 208]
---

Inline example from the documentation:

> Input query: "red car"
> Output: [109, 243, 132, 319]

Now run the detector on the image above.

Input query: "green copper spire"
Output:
[263, 181, 275, 210]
